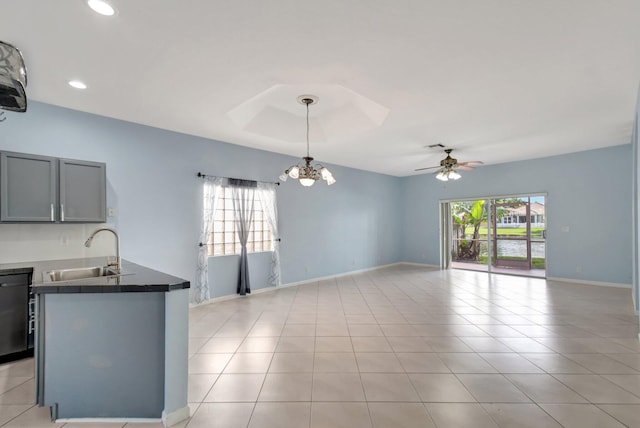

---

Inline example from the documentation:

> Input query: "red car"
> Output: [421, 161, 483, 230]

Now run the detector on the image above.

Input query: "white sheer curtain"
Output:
[193, 177, 223, 304]
[231, 182, 256, 295]
[257, 183, 281, 286]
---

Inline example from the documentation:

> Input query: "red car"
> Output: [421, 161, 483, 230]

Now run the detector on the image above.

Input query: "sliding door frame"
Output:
[439, 192, 547, 275]
[439, 202, 452, 270]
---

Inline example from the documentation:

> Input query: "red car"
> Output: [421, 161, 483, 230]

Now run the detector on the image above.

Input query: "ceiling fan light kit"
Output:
[415, 148, 483, 182]
[280, 95, 336, 187]
[436, 169, 461, 181]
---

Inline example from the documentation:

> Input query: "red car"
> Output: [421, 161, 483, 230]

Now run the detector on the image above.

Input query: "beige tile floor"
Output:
[1, 265, 639, 427]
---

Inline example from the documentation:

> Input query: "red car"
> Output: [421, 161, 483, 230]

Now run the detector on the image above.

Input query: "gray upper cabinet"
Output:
[1, 152, 57, 222]
[59, 159, 106, 222]
[0, 152, 106, 223]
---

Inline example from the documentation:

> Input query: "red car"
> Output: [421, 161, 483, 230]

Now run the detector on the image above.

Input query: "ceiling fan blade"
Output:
[458, 161, 483, 166]
[457, 165, 475, 171]
[414, 165, 441, 171]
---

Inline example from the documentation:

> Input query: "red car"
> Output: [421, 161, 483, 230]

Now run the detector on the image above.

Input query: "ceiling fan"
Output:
[415, 148, 483, 181]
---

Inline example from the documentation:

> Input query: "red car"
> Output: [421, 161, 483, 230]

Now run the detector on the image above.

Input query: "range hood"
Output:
[0, 41, 27, 113]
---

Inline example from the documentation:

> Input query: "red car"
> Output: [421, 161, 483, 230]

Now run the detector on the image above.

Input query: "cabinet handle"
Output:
[61, 204, 64, 222]
[50, 204, 54, 222]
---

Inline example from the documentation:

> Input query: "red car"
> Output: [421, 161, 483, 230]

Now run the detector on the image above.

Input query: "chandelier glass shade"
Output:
[280, 96, 335, 187]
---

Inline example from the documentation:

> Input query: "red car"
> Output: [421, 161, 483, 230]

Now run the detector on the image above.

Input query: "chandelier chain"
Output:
[306, 101, 310, 158]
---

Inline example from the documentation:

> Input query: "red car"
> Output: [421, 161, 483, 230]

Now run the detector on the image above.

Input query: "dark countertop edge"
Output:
[0, 267, 34, 275]
[34, 282, 189, 294]
[0, 257, 190, 294]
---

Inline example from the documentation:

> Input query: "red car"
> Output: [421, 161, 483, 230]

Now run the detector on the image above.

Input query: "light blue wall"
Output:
[209, 252, 273, 298]
[278, 164, 402, 283]
[401, 145, 633, 285]
[1, 102, 634, 294]
[0, 102, 403, 294]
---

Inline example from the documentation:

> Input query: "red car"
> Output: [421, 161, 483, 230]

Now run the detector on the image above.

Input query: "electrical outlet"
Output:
[576, 266, 582, 273]
[561, 226, 570, 232]
[108, 207, 117, 217]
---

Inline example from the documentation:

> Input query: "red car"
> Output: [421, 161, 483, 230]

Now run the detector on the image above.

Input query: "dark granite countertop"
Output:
[0, 257, 190, 294]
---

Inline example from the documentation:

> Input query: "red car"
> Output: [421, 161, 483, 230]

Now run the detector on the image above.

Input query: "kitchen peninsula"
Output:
[4, 257, 190, 426]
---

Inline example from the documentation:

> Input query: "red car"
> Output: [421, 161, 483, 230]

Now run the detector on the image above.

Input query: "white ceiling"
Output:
[2, 1, 639, 176]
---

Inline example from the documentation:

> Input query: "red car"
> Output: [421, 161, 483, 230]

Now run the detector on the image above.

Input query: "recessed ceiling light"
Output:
[87, 0, 115, 16]
[68, 80, 87, 90]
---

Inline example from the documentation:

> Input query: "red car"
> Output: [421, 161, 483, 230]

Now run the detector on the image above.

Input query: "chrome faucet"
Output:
[84, 227, 121, 273]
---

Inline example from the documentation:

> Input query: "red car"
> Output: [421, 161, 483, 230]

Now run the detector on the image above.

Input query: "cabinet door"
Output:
[0, 152, 57, 222]
[59, 159, 106, 222]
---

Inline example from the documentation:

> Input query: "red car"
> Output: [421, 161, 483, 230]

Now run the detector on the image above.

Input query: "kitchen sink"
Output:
[44, 266, 119, 282]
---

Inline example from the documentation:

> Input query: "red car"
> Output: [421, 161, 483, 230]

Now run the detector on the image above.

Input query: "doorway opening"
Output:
[443, 195, 546, 278]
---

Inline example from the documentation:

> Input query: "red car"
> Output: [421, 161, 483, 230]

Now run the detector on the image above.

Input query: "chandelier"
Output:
[280, 96, 335, 187]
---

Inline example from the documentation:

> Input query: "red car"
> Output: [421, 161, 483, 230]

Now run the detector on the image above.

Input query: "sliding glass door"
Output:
[442, 194, 546, 278]
[449, 199, 490, 272]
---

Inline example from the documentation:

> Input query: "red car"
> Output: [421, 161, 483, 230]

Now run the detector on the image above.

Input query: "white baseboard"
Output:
[192, 265, 633, 308]
[57, 407, 189, 427]
[57, 418, 161, 424]
[163, 405, 190, 427]
[546, 276, 632, 289]
[192, 293, 244, 306]
[189, 283, 284, 307]
[191, 263, 405, 307]
[281, 263, 401, 288]
[397, 262, 440, 269]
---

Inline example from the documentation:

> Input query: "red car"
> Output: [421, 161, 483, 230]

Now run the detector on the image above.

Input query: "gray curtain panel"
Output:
[230, 179, 257, 295]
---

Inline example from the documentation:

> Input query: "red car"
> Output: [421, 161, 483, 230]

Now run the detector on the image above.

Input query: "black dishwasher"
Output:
[0, 269, 32, 359]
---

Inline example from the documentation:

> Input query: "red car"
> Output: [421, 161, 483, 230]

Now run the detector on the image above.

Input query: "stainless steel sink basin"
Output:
[44, 266, 119, 282]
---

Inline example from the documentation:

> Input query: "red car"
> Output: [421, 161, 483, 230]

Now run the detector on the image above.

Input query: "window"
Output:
[207, 187, 273, 256]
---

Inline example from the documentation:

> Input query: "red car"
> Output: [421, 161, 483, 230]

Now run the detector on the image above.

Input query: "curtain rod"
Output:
[196, 172, 280, 186]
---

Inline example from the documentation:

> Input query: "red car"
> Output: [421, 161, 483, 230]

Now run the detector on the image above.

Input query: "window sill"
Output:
[208, 250, 274, 259]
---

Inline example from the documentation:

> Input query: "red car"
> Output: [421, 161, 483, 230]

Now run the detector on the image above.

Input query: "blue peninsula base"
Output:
[36, 287, 189, 426]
